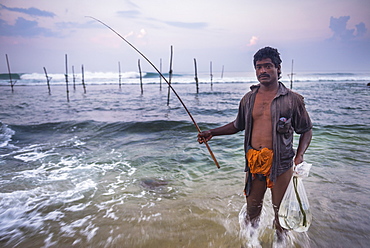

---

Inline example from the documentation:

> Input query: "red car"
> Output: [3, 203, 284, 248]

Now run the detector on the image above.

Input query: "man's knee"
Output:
[246, 178, 267, 221]
[272, 167, 293, 207]
[247, 203, 263, 221]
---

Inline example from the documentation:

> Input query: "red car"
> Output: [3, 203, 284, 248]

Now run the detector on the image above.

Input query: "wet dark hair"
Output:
[253, 47, 282, 78]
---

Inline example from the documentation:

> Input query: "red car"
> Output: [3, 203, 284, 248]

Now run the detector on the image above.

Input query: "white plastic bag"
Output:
[278, 161, 312, 232]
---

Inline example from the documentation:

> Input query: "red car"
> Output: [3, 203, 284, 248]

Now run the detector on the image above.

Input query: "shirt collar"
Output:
[250, 82, 289, 97]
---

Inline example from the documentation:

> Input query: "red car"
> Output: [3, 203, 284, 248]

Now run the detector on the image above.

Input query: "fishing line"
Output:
[86, 16, 220, 169]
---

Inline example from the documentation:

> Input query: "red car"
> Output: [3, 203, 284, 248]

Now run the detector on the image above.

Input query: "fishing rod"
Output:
[87, 16, 220, 169]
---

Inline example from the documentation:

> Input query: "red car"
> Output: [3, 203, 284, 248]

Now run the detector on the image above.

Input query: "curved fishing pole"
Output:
[87, 16, 220, 169]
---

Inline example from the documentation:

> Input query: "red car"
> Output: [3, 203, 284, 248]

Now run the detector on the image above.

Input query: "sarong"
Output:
[244, 147, 274, 196]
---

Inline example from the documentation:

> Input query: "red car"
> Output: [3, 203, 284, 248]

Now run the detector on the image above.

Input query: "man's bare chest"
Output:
[252, 93, 275, 119]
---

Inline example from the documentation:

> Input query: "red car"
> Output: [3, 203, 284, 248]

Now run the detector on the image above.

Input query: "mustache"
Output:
[258, 73, 270, 79]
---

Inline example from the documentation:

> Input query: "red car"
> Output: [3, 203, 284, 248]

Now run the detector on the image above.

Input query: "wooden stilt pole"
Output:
[194, 58, 199, 94]
[72, 66, 76, 91]
[65, 54, 70, 102]
[210, 61, 213, 89]
[118, 61, 122, 89]
[138, 59, 143, 94]
[159, 58, 162, 91]
[81, 64, 86, 94]
[5, 54, 16, 93]
[289, 59, 295, 89]
[43, 67, 52, 95]
[167, 46, 173, 106]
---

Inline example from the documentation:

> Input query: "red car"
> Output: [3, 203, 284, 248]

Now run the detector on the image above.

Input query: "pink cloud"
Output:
[247, 36, 258, 46]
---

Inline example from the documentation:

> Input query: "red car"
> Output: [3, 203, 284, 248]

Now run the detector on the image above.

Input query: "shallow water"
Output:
[0, 75, 370, 247]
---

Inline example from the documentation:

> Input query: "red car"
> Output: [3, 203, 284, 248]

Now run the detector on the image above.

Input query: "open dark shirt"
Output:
[233, 82, 312, 182]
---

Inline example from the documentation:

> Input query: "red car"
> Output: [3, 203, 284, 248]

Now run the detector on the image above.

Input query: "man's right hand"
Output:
[197, 122, 239, 144]
[197, 130, 213, 144]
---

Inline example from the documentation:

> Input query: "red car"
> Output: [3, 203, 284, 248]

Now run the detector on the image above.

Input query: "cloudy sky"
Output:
[0, 0, 369, 74]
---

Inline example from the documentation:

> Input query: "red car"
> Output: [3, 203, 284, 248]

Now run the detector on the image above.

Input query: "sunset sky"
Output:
[1, 0, 369, 74]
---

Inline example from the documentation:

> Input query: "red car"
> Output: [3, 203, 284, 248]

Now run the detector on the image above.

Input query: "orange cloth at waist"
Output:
[246, 147, 274, 188]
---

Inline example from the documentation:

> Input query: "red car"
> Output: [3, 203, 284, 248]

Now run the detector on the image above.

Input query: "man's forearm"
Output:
[210, 122, 239, 136]
[295, 129, 313, 163]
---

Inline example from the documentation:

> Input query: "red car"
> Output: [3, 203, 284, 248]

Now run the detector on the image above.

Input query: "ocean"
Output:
[1, 71, 370, 247]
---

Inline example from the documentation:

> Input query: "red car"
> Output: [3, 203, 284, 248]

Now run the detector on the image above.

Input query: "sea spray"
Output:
[238, 192, 311, 247]
[0, 122, 15, 148]
[238, 195, 275, 247]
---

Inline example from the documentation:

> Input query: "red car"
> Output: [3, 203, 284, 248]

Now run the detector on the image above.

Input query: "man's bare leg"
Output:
[246, 175, 267, 228]
[271, 167, 293, 239]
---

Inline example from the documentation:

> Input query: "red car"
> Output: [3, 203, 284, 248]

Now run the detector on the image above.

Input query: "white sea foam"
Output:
[0, 122, 15, 148]
[239, 200, 275, 248]
[238, 191, 312, 247]
[13, 148, 55, 162]
[2, 70, 368, 86]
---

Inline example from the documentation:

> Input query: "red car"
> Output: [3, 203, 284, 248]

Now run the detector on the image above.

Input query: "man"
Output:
[198, 47, 312, 237]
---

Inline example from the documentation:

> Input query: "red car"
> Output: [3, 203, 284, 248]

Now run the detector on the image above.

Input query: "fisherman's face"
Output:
[255, 58, 280, 85]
